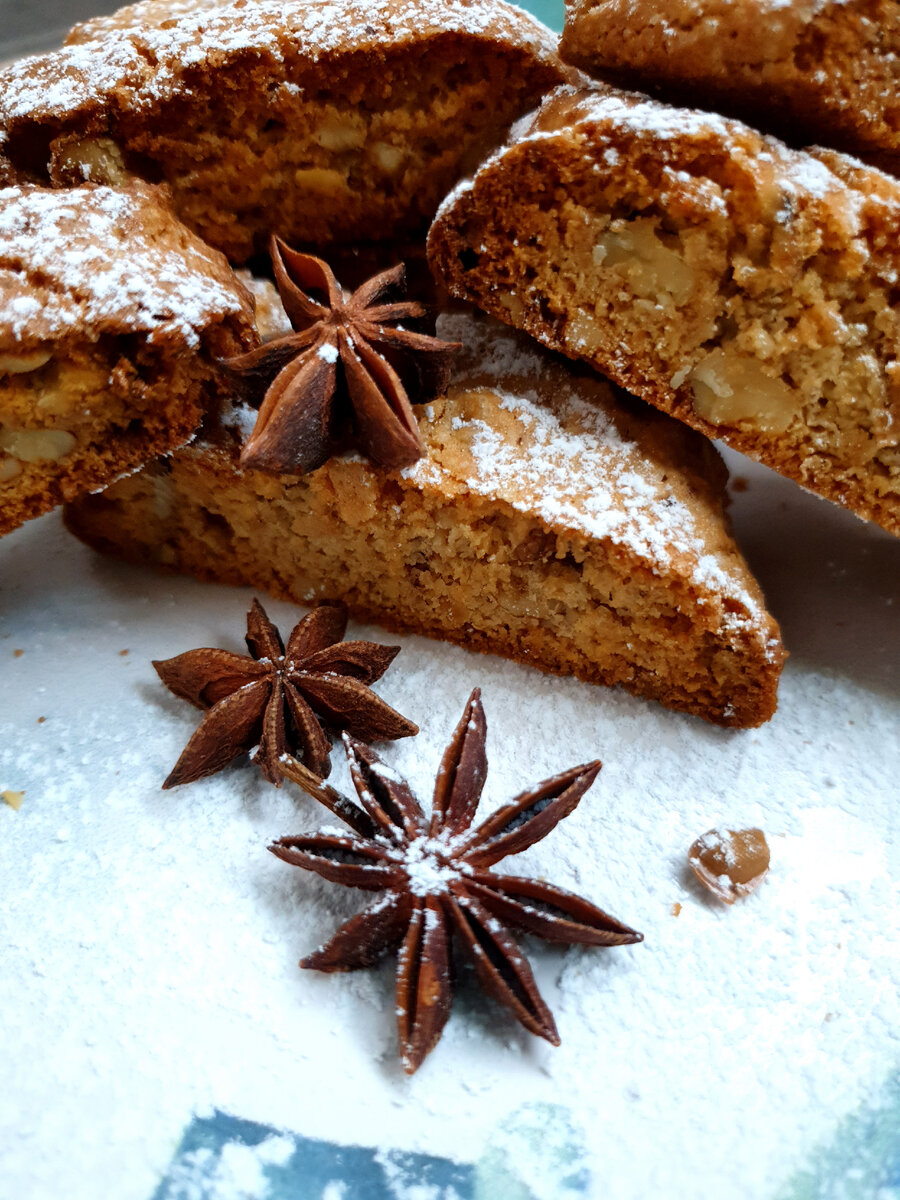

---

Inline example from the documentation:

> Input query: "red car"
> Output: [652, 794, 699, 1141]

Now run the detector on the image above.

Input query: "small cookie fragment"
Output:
[2, 789, 24, 811]
[688, 827, 770, 904]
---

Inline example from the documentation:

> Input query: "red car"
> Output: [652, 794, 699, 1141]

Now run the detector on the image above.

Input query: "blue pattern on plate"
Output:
[151, 1110, 474, 1199]
[778, 1072, 900, 1200]
[151, 1102, 594, 1199]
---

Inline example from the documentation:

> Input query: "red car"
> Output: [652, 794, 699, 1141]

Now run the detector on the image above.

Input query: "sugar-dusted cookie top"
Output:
[427, 309, 777, 645]
[0, 182, 256, 354]
[0, 0, 565, 261]
[72, 300, 784, 726]
[560, 0, 899, 174]
[65, 0, 558, 60]
[222, 290, 779, 649]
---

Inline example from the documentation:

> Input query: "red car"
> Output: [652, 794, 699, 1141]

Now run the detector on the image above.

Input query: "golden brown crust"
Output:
[0, 0, 564, 263]
[0, 182, 257, 536]
[428, 84, 900, 537]
[559, 0, 900, 174]
[65, 308, 784, 728]
[67, 0, 236, 38]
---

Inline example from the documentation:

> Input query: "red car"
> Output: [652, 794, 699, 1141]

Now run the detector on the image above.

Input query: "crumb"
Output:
[119, 649, 129, 656]
[13, 648, 24, 658]
[37, 716, 46, 724]
[2, 790, 24, 811]
[671, 902, 682, 916]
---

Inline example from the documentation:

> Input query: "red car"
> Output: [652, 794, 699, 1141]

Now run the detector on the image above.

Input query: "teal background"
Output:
[152, 1112, 475, 1200]
[525, 0, 564, 30]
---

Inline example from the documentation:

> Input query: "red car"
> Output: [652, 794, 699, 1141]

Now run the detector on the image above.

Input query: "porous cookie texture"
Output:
[0, 0, 564, 264]
[428, 85, 900, 537]
[0, 181, 257, 537]
[65, 307, 785, 728]
[559, 0, 900, 175]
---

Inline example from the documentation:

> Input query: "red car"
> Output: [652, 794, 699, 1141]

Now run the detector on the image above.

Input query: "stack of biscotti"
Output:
[67, 303, 785, 728]
[0, 0, 564, 531]
[429, 13, 900, 538]
[2, 0, 791, 728]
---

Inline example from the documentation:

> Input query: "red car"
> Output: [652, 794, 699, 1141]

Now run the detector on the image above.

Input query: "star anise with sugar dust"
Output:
[153, 599, 417, 787]
[226, 236, 459, 475]
[271, 688, 643, 1074]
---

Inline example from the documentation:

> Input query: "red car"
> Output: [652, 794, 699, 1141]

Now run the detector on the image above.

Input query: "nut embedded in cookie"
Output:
[428, 83, 900, 537]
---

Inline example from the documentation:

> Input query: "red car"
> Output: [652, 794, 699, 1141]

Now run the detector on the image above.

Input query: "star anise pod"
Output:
[225, 237, 460, 475]
[153, 599, 417, 787]
[270, 689, 642, 1073]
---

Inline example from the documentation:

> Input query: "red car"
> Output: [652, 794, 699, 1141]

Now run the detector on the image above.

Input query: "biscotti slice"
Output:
[0, 181, 256, 537]
[560, 0, 900, 175]
[65, 306, 784, 728]
[0, 0, 564, 264]
[428, 85, 900, 537]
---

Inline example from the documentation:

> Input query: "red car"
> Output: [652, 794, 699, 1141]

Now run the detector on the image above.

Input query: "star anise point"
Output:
[227, 240, 460, 475]
[271, 689, 642, 1072]
[155, 599, 416, 788]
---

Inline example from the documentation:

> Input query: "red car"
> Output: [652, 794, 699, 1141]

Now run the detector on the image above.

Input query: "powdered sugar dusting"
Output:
[408, 311, 769, 640]
[218, 399, 260, 442]
[1, 478, 898, 1198]
[435, 80, 859, 232]
[553, 82, 736, 142]
[387, 833, 471, 896]
[0, 184, 248, 347]
[533, 85, 855, 206]
[0, 0, 558, 123]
